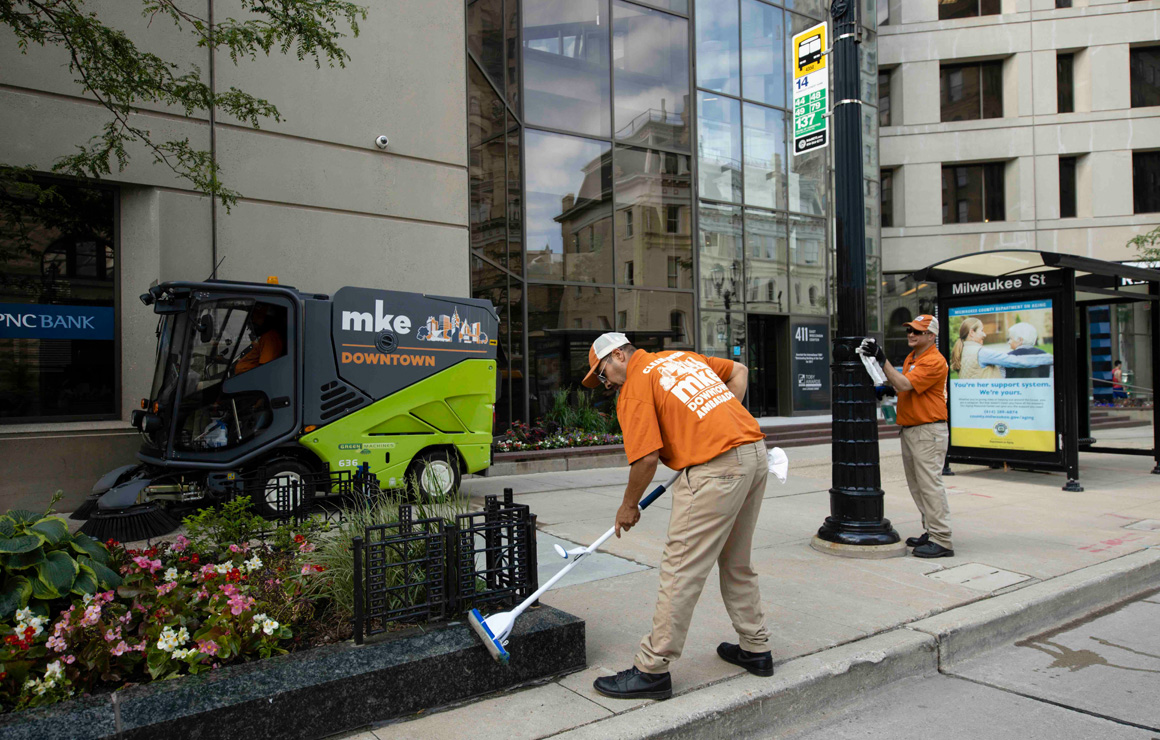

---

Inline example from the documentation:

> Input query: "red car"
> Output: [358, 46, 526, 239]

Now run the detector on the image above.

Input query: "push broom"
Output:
[468, 469, 683, 664]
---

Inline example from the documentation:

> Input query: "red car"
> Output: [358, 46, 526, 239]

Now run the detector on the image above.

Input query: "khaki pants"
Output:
[899, 422, 952, 549]
[635, 440, 770, 674]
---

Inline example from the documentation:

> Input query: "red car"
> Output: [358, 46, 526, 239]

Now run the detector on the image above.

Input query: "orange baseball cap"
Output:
[581, 332, 629, 388]
[904, 314, 940, 334]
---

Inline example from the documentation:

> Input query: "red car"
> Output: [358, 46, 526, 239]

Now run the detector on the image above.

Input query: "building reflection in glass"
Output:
[612, 1, 690, 152]
[614, 146, 692, 290]
[523, 0, 611, 137]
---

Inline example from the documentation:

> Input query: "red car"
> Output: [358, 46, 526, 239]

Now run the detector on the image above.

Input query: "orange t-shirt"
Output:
[617, 350, 765, 470]
[235, 331, 284, 374]
[896, 345, 949, 426]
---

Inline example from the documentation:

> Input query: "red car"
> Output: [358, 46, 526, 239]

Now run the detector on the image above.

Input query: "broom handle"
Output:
[508, 470, 682, 621]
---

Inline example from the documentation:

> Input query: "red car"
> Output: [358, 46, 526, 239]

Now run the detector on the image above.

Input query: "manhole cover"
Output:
[925, 563, 1031, 592]
[1123, 519, 1160, 532]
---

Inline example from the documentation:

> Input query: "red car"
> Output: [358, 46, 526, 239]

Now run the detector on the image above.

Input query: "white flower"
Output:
[214, 563, 231, 575]
[164, 567, 178, 582]
[82, 593, 95, 605]
[171, 647, 197, 661]
[15, 607, 33, 623]
[156, 626, 189, 653]
[45, 661, 63, 682]
[262, 619, 279, 636]
[243, 555, 263, 573]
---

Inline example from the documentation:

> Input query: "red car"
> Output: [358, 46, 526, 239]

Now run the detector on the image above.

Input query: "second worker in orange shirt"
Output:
[581, 332, 773, 701]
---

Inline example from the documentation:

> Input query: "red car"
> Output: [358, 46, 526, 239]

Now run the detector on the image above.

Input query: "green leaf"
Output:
[80, 555, 122, 589]
[35, 550, 79, 595]
[0, 534, 43, 554]
[0, 518, 15, 538]
[0, 576, 33, 619]
[72, 567, 99, 596]
[6, 510, 40, 526]
[29, 574, 61, 601]
[5, 547, 46, 570]
[29, 517, 69, 546]
[70, 533, 108, 564]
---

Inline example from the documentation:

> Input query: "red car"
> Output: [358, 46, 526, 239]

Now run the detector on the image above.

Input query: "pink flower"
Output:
[157, 582, 177, 596]
[196, 639, 220, 656]
[228, 544, 242, 554]
[119, 613, 133, 625]
[103, 627, 121, 642]
[99, 591, 115, 604]
[46, 635, 68, 652]
[228, 593, 255, 616]
[134, 603, 148, 613]
[297, 542, 316, 553]
[80, 604, 102, 627]
[219, 583, 239, 599]
[195, 589, 209, 601]
[110, 641, 130, 656]
[61, 654, 75, 664]
[170, 535, 190, 553]
[133, 556, 162, 574]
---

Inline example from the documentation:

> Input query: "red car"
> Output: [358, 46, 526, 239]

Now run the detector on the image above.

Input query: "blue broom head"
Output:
[468, 608, 510, 664]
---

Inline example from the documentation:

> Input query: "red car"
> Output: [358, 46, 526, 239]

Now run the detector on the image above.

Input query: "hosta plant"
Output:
[0, 493, 121, 621]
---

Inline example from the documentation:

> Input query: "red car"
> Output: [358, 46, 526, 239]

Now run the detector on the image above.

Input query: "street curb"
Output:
[548, 547, 1160, 740]
[550, 630, 938, 740]
[906, 547, 1160, 667]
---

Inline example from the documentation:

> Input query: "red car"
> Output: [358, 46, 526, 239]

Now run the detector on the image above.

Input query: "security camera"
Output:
[374, 135, 389, 150]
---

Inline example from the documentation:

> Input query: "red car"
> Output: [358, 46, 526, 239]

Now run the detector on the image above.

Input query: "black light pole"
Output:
[812, 0, 902, 553]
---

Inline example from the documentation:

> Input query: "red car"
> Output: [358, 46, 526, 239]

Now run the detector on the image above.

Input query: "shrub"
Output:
[0, 492, 121, 622]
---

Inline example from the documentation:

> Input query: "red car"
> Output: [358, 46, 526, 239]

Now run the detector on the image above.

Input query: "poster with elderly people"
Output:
[947, 300, 1057, 452]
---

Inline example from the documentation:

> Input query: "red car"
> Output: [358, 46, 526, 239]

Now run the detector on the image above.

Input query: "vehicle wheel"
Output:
[250, 458, 315, 519]
[406, 449, 462, 502]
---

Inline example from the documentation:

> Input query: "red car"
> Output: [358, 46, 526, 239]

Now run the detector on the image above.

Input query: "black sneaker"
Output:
[717, 643, 774, 677]
[912, 541, 954, 558]
[905, 532, 930, 548]
[593, 667, 672, 700]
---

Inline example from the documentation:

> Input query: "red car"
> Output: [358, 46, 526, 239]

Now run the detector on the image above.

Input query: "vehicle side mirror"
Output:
[196, 313, 214, 343]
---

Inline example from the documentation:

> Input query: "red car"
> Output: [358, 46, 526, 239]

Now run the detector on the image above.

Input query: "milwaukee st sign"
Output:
[947, 272, 1061, 296]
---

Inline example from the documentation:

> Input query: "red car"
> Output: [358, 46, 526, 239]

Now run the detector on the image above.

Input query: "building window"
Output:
[1134, 151, 1160, 213]
[942, 163, 1006, 223]
[881, 168, 894, 227]
[938, 0, 1000, 21]
[940, 61, 1003, 122]
[624, 209, 634, 237]
[670, 310, 686, 343]
[1059, 156, 1077, 219]
[624, 260, 635, 284]
[667, 256, 680, 288]
[1130, 46, 1160, 109]
[878, 70, 891, 126]
[1057, 53, 1074, 113]
[1, 180, 118, 422]
[1055, 0, 1071, 7]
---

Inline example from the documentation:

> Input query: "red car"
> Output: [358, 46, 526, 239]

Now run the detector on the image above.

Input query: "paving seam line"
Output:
[545, 547, 1160, 740]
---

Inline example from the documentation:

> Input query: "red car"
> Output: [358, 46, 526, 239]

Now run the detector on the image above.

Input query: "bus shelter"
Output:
[909, 250, 1159, 491]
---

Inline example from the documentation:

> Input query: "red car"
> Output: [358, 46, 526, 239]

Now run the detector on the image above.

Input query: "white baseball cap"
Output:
[582, 332, 630, 388]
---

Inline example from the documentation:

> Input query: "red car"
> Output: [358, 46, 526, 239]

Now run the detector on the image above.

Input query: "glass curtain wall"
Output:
[472, 0, 879, 422]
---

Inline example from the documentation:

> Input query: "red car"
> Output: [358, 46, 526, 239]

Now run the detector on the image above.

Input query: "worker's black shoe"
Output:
[912, 541, 954, 558]
[717, 643, 774, 677]
[593, 667, 672, 700]
[905, 532, 930, 548]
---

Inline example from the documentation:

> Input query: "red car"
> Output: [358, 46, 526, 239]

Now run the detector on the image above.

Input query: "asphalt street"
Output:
[784, 589, 1160, 740]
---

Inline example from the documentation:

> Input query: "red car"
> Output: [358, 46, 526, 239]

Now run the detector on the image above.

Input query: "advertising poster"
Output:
[948, 300, 1056, 452]
[791, 320, 830, 412]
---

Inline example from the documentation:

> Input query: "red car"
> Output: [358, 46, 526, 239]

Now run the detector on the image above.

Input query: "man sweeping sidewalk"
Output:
[582, 332, 773, 701]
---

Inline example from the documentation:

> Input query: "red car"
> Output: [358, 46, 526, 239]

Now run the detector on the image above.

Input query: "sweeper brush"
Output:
[78, 503, 181, 544]
[468, 470, 682, 664]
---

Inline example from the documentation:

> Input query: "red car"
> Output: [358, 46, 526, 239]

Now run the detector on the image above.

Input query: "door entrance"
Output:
[746, 315, 783, 417]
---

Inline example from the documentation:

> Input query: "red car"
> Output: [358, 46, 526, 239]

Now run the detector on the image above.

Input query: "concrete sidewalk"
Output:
[343, 427, 1160, 740]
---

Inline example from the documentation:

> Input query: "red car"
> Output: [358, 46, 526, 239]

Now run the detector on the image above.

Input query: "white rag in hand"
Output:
[767, 447, 789, 483]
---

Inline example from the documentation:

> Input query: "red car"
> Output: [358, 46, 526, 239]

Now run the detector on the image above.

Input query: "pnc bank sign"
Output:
[0, 304, 114, 340]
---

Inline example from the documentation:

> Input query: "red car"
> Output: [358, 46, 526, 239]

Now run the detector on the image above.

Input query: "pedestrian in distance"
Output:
[1112, 360, 1127, 401]
[582, 332, 773, 701]
[859, 315, 954, 559]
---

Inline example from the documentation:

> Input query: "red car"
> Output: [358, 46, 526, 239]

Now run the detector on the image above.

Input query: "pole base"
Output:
[1062, 479, 1085, 492]
[810, 536, 907, 559]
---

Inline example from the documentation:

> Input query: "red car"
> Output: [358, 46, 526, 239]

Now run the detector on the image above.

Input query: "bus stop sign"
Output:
[792, 22, 828, 156]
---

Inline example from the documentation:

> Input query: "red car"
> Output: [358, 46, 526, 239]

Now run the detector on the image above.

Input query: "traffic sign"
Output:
[792, 22, 828, 156]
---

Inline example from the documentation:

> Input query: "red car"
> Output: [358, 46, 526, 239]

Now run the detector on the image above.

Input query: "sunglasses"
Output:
[595, 358, 610, 384]
[906, 327, 930, 336]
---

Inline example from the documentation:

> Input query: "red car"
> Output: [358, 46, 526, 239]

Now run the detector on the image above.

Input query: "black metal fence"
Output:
[240, 463, 384, 526]
[353, 488, 538, 644]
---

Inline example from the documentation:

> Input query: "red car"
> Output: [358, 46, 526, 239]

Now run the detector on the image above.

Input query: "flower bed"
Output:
[0, 496, 344, 715]
[492, 428, 623, 453]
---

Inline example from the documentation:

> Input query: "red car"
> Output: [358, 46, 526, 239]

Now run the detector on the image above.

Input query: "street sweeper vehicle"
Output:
[73, 279, 499, 542]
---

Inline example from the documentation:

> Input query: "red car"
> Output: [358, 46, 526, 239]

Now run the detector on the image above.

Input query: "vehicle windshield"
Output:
[142, 314, 182, 451]
[171, 298, 285, 452]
